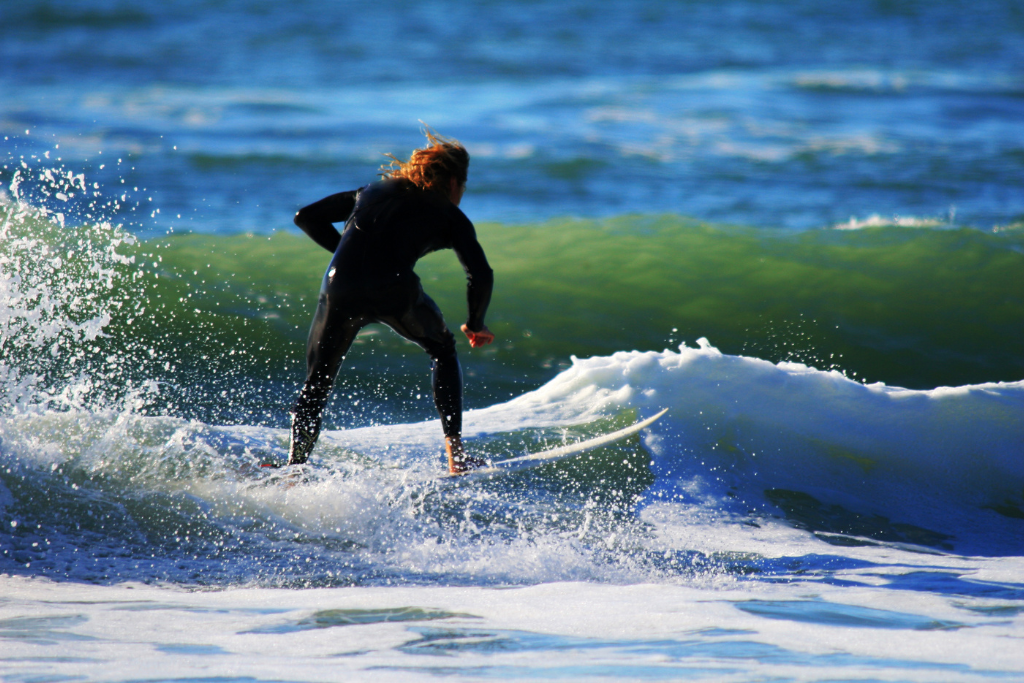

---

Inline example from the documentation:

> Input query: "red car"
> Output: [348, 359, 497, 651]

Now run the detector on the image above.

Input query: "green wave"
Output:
[6, 206, 1023, 426]
[143, 216, 1024, 385]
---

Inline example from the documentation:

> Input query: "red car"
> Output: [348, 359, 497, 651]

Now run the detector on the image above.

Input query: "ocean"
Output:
[2, 0, 1023, 680]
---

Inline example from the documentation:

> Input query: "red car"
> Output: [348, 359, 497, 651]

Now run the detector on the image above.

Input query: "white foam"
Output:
[2, 573, 1023, 681]
[832, 213, 947, 230]
[2, 339, 1021, 584]
[459, 339, 1024, 552]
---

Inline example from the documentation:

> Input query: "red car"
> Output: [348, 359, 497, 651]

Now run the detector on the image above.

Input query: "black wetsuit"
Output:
[289, 178, 493, 463]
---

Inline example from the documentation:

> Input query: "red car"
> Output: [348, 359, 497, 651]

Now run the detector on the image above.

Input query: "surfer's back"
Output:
[333, 178, 479, 282]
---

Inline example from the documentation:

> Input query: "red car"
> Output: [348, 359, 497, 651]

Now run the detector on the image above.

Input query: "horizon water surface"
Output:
[2, 1, 1024, 681]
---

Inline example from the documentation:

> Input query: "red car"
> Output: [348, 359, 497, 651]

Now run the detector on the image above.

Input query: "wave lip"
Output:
[501, 339, 1024, 555]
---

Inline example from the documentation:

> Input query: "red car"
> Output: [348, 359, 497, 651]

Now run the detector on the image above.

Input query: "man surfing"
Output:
[288, 128, 494, 474]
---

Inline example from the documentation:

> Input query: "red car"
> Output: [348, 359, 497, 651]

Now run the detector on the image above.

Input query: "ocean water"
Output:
[2, 0, 1024, 680]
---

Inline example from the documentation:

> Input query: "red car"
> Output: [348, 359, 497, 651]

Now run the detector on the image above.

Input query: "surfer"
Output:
[288, 129, 494, 474]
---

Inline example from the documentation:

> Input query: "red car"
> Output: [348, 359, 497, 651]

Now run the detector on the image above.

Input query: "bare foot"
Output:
[446, 436, 487, 474]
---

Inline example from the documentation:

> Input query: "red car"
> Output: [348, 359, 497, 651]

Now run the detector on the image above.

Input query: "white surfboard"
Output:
[447, 408, 668, 481]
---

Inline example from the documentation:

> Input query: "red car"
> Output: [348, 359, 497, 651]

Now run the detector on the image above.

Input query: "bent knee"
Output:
[426, 331, 457, 362]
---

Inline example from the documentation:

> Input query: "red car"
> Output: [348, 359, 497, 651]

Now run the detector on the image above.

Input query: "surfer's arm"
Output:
[293, 190, 359, 253]
[451, 214, 494, 342]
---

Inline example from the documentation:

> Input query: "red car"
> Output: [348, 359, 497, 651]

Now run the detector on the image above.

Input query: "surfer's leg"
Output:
[289, 291, 366, 465]
[381, 291, 462, 434]
[379, 291, 483, 473]
[430, 336, 463, 440]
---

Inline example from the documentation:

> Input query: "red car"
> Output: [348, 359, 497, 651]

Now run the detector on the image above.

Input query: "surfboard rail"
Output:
[449, 408, 668, 479]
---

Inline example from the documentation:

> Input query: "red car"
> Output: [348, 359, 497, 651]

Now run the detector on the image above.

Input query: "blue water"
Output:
[4, 0, 1024, 233]
[2, 1, 1024, 681]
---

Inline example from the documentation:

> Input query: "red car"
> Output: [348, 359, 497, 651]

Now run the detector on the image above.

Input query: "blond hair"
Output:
[380, 126, 469, 196]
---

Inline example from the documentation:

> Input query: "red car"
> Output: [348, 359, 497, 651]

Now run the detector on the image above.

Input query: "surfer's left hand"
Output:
[461, 324, 494, 348]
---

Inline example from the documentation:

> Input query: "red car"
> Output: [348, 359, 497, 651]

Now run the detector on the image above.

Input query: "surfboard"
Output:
[446, 408, 668, 481]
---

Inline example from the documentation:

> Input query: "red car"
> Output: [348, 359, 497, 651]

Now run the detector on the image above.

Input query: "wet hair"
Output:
[380, 126, 469, 196]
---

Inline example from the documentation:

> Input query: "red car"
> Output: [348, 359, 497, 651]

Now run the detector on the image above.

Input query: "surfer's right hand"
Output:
[461, 324, 494, 348]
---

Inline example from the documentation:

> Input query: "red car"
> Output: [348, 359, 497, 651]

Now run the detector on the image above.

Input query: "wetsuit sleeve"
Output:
[450, 213, 494, 332]
[293, 190, 359, 253]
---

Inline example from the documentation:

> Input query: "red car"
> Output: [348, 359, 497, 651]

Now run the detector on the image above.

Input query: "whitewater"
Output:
[3, 341, 1024, 679]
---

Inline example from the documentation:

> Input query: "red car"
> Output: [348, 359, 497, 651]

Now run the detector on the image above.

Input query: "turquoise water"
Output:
[2, 1, 1024, 680]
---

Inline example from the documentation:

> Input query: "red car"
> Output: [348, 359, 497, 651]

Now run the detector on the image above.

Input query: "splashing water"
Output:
[0, 155, 157, 413]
